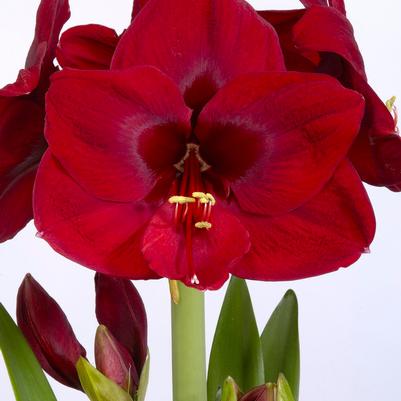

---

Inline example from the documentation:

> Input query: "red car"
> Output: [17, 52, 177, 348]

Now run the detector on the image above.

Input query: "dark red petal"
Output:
[57, 24, 119, 70]
[0, 62, 43, 97]
[34, 152, 159, 279]
[300, 0, 327, 6]
[95, 273, 147, 373]
[231, 161, 375, 281]
[258, 9, 317, 73]
[17, 274, 86, 389]
[113, 0, 284, 111]
[25, 0, 70, 72]
[300, 0, 346, 15]
[0, 96, 45, 242]
[46, 66, 191, 202]
[0, 166, 36, 242]
[292, 6, 365, 78]
[142, 203, 250, 290]
[347, 73, 401, 189]
[196, 72, 364, 215]
[131, 0, 149, 20]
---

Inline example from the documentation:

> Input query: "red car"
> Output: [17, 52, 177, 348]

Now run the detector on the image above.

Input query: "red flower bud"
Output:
[240, 384, 276, 401]
[95, 273, 147, 373]
[16, 274, 86, 389]
[95, 325, 139, 395]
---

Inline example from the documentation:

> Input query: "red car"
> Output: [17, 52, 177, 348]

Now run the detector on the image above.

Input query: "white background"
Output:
[0, 1, 400, 400]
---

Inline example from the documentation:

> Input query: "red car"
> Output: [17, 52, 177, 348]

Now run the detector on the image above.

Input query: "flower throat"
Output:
[168, 144, 215, 285]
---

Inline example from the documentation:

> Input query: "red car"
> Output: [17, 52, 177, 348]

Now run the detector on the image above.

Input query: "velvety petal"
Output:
[131, 0, 149, 20]
[262, 6, 400, 190]
[231, 161, 375, 281]
[292, 6, 365, 78]
[25, 0, 70, 72]
[113, 0, 284, 111]
[0, 166, 36, 242]
[300, 0, 346, 15]
[0, 96, 45, 242]
[34, 152, 159, 279]
[57, 24, 119, 69]
[0, 97, 45, 175]
[347, 73, 401, 189]
[46, 66, 191, 202]
[196, 72, 364, 215]
[142, 203, 250, 290]
[258, 10, 317, 73]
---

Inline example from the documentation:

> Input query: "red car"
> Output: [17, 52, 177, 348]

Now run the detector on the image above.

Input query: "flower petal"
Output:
[0, 96, 45, 242]
[231, 161, 375, 281]
[285, 6, 401, 189]
[196, 72, 364, 215]
[347, 73, 401, 190]
[57, 24, 119, 70]
[34, 152, 159, 279]
[25, 0, 70, 72]
[292, 6, 365, 77]
[46, 66, 191, 202]
[0, 166, 37, 242]
[142, 203, 250, 290]
[113, 0, 284, 111]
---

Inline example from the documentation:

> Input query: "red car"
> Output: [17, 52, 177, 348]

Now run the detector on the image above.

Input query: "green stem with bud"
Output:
[171, 281, 207, 401]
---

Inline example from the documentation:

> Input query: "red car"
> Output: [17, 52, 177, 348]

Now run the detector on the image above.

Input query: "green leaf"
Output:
[277, 374, 296, 401]
[76, 357, 133, 401]
[207, 277, 264, 401]
[136, 352, 150, 401]
[261, 290, 300, 401]
[0, 303, 57, 401]
[220, 377, 239, 401]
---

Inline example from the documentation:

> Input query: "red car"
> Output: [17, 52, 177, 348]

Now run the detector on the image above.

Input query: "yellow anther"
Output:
[205, 193, 216, 205]
[194, 221, 212, 229]
[386, 96, 397, 112]
[192, 191, 207, 199]
[168, 196, 195, 204]
[192, 191, 216, 205]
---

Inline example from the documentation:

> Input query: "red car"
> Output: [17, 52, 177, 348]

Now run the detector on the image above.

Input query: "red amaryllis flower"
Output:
[34, 0, 375, 290]
[0, 0, 70, 243]
[259, 1, 401, 191]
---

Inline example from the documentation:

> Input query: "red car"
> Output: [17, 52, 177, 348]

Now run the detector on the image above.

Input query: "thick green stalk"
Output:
[171, 282, 207, 401]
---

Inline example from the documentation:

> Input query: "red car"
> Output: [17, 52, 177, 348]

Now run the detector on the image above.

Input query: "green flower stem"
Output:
[171, 282, 207, 401]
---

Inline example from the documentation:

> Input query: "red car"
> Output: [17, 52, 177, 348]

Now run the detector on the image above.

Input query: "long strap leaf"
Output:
[0, 303, 57, 401]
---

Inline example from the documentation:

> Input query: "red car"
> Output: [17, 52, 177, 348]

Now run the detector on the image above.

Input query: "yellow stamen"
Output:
[205, 193, 216, 205]
[194, 221, 212, 229]
[169, 280, 180, 304]
[168, 196, 195, 204]
[192, 191, 207, 199]
[386, 96, 397, 112]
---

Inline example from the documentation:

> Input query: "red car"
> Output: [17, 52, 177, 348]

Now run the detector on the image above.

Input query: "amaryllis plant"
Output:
[0, 0, 399, 401]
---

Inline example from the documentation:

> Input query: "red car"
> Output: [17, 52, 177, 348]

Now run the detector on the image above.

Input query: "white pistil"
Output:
[190, 274, 200, 285]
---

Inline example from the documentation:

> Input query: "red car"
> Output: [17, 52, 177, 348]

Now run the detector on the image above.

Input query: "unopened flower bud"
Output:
[240, 384, 276, 401]
[16, 274, 86, 389]
[95, 273, 147, 373]
[95, 325, 139, 395]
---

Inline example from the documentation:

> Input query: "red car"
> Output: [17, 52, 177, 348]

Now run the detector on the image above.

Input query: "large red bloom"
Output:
[259, 1, 401, 191]
[0, 0, 69, 242]
[34, 0, 375, 290]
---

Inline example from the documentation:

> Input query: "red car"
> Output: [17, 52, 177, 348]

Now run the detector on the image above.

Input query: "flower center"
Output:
[168, 144, 215, 285]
